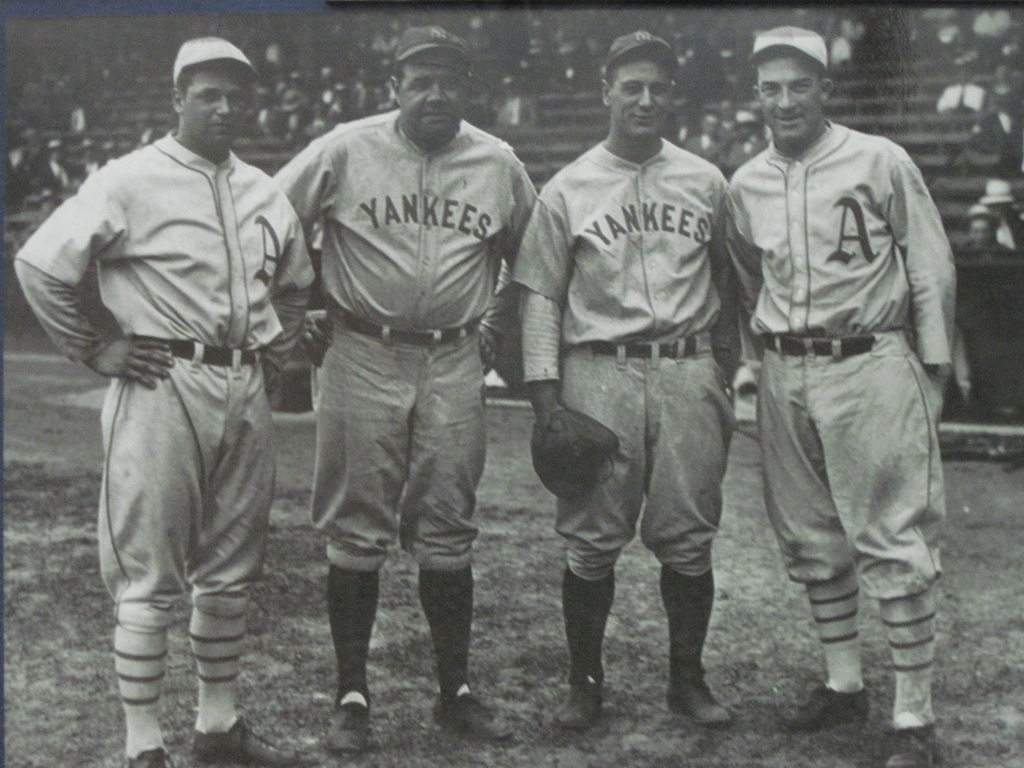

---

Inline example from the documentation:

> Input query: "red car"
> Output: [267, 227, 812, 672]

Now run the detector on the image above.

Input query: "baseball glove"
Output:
[530, 407, 619, 499]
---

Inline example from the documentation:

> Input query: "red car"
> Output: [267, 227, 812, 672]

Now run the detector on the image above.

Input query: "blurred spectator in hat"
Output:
[962, 203, 1017, 256]
[828, 16, 865, 74]
[6, 127, 47, 209]
[954, 64, 1024, 175]
[719, 106, 768, 178]
[972, 8, 1013, 70]
[494, 74, 537, 128]
[281, 71, 310, 145]
[977, 178, 1024, 249]
[681, 109, 725, 166]
[42, 137, 73, 196]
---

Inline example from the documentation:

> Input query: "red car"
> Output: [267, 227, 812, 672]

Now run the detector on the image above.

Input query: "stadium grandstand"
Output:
[5, 5, 1023, 422]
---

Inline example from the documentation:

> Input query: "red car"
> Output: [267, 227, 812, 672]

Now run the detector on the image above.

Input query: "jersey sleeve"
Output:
[14, 260, 104, 362]
[511, 192, 574, 305]
[14, 169, 127, 286]
[274, 134, 339, 243]
[724, 181, 767, 361]
[708, 181, 741, 381]
[886, 154, 956, 364]
[273, 201, 316, 294]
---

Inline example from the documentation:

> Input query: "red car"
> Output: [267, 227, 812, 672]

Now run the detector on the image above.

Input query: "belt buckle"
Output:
[431, 328, 442, 345]
[650, 342, 660, 369]
[381, 325, 392, 344]
[831, 339, 843, 360]
[192, 341, 205, 365]
[802, 338, 815, 357]
[231, 349, 242, 371]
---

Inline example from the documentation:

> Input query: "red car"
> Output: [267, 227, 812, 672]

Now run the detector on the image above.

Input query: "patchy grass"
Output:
[4, 413, 1024, 767]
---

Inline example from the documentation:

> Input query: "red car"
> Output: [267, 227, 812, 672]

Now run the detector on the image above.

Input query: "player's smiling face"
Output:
[173, 65, 251, 164]
[604, 59, 673, 144]
[394, 59, 468, 154]
[756, 54, 832, 158]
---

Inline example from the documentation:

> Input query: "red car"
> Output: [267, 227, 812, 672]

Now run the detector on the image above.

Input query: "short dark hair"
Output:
[603, 52, 674, 87]
[175, 58, 256, 92]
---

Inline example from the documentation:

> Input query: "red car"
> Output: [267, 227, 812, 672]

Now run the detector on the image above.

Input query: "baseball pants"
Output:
[98, 359, 275, 631]
[757, 330, 945, 599]
[312, 327, 484, 572]
[556, 336, 735, 580]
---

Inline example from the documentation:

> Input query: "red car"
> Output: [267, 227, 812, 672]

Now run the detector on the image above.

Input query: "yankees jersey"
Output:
[726, 123, 955, 364]
[514, 141, 730, 346]
[275, 110, 537, 330]
[15, 135, 313, 360]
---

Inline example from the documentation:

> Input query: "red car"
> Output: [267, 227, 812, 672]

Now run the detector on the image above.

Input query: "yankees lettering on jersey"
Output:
[276, 110, 536, 330]
[726, 123, 955, 363]
[357, 193, 492, 241]
[580, 200, 712, 247]
[514, 142, 728, 346]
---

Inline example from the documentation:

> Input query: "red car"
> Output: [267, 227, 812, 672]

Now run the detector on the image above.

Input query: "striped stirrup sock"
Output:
[114, 624, 167, 758]
[190, 609, 246, 734]
[880, 587, 937, 728]
[806, 570, 862, 693]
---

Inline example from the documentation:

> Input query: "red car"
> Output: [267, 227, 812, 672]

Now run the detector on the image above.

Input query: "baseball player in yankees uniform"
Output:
[15, 39, 313, 768]
[725, 27, 954, 768]
[514, 31, 740, 731]
[274, 26, 536, 754]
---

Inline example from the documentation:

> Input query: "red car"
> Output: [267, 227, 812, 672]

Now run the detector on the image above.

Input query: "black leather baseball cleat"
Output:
[552, 681, 603, 731]
[127, 748, 173, 768]
[667, 679, 733, 726]
[785, 685, 869, 731]
[324, 701, 370, 755]
[193, 718, 309, 767]
[433, 692, 513, 741]
[886, 724, 941, 768]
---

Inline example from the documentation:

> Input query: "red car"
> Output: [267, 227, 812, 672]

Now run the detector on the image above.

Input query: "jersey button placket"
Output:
[787, 164, 806, 332]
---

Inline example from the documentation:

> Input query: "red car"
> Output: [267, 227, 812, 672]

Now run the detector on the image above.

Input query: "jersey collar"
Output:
[156, 133, 237, 173]
[767, 121, 847, 167]
[392, 111, 465, 158]
[594, 139, 667, 171]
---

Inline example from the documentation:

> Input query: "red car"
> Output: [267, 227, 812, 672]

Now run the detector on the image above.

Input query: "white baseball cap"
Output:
[750, 26, 828, 70]
[979, 178, 1015, 205]
[173, 37, 255, 85]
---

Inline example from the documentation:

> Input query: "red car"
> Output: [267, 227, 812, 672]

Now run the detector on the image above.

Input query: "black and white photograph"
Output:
[3, 2, 1023, 767]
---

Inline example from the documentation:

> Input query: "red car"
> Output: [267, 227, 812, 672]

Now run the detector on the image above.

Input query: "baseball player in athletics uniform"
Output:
[725, 27, 954, 768]
[274, 26, 536, 754]
[514, 31, 740, 731]
[15, 39, 313, 768]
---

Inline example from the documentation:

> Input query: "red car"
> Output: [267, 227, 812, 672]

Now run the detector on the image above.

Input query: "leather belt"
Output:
[136, 337, 259, 367]
[762, 333, 875, 358]
[340, 309, 477, 347]
[585, 336, 699, 360]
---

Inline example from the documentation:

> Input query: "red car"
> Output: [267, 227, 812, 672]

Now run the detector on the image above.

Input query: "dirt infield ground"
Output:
[4, 349, 1024, 768]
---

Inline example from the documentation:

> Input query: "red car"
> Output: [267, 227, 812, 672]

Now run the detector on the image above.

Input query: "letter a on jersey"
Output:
[827, 195, 876, 265]
[254, 215, 281, 285]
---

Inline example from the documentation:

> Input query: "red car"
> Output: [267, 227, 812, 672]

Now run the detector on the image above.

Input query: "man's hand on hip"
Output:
[85, 338, 173, 389]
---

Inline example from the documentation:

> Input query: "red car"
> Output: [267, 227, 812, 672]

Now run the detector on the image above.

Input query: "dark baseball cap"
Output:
[395, 26, 470, 67]
[605, 30, 677, 73]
